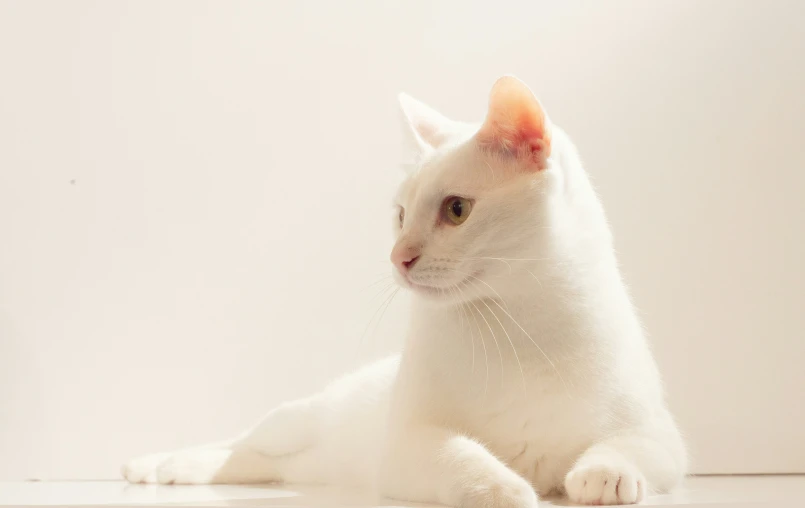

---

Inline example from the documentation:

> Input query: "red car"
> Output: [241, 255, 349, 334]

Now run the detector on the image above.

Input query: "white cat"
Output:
[123, 76, 687, 507]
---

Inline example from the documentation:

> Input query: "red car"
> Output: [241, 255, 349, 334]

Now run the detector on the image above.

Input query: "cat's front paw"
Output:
[122, 450, 228, 485]
[122, 452, 171, 484]
[462, 475, 538, 508]
[564, 461, 646, 505]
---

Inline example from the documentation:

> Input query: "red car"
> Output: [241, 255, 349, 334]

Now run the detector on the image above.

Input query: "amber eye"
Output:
[398, 207, 405, 227]
[443, 197, 472, 225]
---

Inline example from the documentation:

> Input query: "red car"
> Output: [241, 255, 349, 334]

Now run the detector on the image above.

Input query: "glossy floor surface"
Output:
[0, 476, 803, 507]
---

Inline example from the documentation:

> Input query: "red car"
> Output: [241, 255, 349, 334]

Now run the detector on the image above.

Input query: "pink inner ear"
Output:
[476, 77, 552, 170]
[478, 117, 551, 168]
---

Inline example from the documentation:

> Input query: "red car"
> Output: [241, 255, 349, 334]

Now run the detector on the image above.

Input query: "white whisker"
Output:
[452, 269, 509, 311]
[451, 287, 476, 374]
[464, 256, 552, 262]
[461, 289, 489, 397]
[358, 284, 396, 347]
[464, 302, 477, 373]
[371, 287, 400, 349]
[487, 296, 568, 392]
[453, 271, 567, 393]
[474, 284, 526, 394]
[469, 299, 503, 387]
[450, 286, 464, 330]
[526, 269, 544, 289]
[363, 274, 392, 291]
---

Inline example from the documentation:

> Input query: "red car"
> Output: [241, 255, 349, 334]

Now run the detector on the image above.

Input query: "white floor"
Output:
[0, 476, 803, 507]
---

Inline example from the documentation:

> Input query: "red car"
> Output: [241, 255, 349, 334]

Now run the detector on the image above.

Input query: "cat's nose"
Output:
[391, 245, 421, 274]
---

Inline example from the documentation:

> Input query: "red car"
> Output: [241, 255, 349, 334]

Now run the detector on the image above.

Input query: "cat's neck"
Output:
[408, 254, 636, 355]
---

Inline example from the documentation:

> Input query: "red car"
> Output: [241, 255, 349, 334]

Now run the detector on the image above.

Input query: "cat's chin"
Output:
[406, 281, 449, 299]
[398, 273, 482, 304]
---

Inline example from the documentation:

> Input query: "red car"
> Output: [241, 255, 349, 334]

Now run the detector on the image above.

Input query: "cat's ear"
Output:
[476, 76, 551, 171]
[398, 92, 458, 153]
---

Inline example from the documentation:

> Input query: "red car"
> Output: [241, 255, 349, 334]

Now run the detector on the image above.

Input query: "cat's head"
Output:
[391, 76, 571, 303]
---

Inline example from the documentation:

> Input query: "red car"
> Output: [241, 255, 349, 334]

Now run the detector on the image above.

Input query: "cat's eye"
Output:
[398, 207, 405, 227]
[443, 196, 472, 225]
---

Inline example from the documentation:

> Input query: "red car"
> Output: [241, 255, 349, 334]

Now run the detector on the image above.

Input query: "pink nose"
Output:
[391, 245, 421, 274]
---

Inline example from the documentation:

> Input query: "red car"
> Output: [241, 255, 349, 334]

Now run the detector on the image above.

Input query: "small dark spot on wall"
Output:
[70, 179, 76, 185]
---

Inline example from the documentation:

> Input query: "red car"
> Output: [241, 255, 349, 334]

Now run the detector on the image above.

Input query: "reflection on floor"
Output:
[0, 475, 803, 507]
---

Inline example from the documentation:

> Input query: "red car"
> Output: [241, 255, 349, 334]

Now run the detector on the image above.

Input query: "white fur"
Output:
[123, 77, 686, 507]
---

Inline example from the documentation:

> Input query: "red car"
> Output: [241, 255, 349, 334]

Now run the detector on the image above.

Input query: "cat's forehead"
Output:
[396, 144, 485, 205]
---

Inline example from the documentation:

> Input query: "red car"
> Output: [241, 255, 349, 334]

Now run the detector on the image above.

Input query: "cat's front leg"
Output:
[380, 425, 538, 508]
[122, 398, 320, 484]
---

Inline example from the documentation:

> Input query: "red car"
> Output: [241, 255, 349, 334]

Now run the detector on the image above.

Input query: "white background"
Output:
[1, 1, 803, 480]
